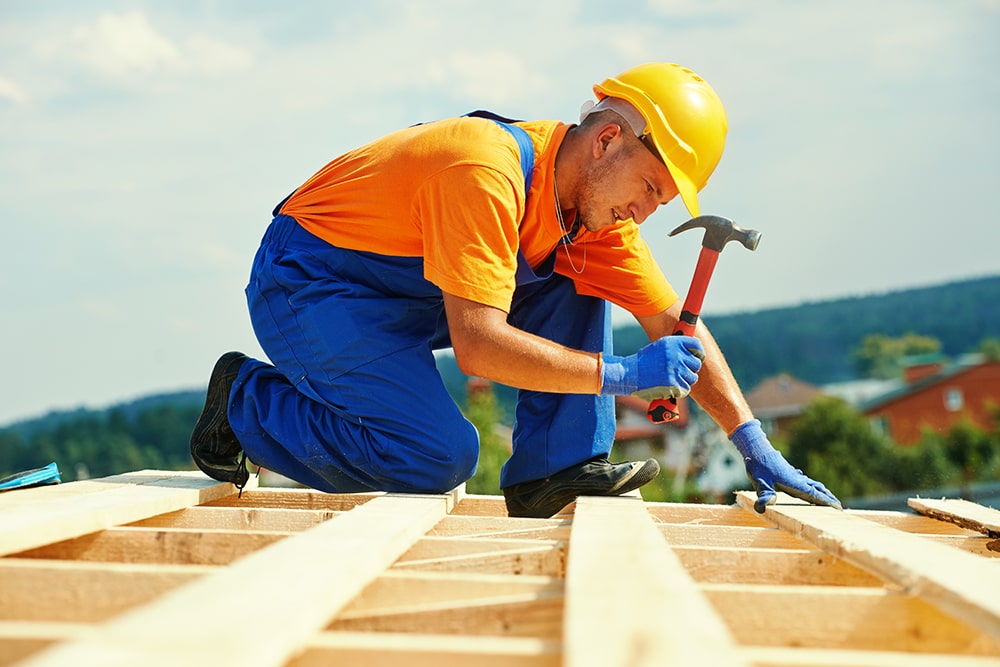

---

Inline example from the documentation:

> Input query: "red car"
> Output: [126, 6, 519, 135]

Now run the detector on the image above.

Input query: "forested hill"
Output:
[611, 274, 1000, 390]
[3, 274, 998, 438]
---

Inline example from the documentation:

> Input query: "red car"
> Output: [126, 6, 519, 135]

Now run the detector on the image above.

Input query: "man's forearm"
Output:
[688, 320, 755, 434]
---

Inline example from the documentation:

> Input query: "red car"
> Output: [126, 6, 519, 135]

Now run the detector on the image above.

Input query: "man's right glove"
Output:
[599, 336, 705, 400]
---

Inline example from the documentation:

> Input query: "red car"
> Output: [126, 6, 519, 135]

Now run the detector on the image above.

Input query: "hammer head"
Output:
[669, 215, 761, 253]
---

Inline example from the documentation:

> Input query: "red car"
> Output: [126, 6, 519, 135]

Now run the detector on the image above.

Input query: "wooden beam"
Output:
[331, 594, 563, 637]
[0, 471, 243, 556]
[291, 631, 560, 667]
[923, 535, 1000, 557]
[450, 494, 510, 516]
[908, 498, 1000, 538]
[672, 546, 884, 586]
[0, 621, 91, 667]
[338, 571, 561, 616]
[704, 583, 1000, 655]
[11, 526, 291, 566]
[201, 488, 378, 511]
[18, 492, 455, 667]
[126, 505, 336, 531]
[429, 515, 571, 540]
[741, 646, 1000, 666]
[850, 508, 982, 535]
[564, 495, 746, 667]
[645, 502, 772, 527]
[0, 560, 212, 622]
[659, 523, 809, 549]
[736, 491, 1000, 642]
[394, 537, 565, 576]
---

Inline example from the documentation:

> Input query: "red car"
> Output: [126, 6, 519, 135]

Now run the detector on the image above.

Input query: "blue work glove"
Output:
[730, 419, 843, 513]
[600, 336, 705, 400]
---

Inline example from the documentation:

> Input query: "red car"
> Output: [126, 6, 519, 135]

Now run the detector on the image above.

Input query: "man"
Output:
[191, 62, 841, 517]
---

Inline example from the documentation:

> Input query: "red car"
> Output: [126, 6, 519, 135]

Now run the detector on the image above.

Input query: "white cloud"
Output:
[56, 10, 252, 84]
[0, 75, 28, 104]
[72, 11, 182, 78]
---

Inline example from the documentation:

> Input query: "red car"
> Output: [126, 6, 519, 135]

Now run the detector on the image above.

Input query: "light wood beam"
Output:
[909, 498, 1000, 538]
[291, 631, 560, 667]
[16, 492, 454, 667]
[126, 505, 335, 531]
[0, 471, 243, 556]
[564, 495, 746, 667]
[736, 491, 1000, 642]
[10, 526, 291, 566]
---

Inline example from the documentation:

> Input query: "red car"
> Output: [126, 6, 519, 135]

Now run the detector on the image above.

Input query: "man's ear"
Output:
[593, 123, 624, 158]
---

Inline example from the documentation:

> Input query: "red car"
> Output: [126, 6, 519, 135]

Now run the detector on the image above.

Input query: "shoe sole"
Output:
[190, 352, 249, 486]
[506, 459, 661, 519]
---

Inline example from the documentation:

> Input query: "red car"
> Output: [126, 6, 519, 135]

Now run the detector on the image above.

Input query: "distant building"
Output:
[744, 373, 824, 438]
[861, 356, 1000, 445]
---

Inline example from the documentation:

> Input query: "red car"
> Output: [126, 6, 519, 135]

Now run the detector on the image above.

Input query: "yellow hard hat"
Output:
[594, 63, 728, 218]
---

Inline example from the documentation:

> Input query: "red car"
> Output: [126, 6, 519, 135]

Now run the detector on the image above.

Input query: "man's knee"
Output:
[409, 420, 480, 493]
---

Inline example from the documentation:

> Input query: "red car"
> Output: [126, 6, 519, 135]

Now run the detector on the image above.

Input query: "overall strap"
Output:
[463, 112, 554, 286]
[463, 111, 535, 198]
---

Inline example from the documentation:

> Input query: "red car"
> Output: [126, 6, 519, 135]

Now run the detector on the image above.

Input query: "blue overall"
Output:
[228, 119, 617, 494]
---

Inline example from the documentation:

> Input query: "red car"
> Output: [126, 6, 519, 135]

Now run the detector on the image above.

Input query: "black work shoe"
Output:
[502, 457, 660, 519]
[190, 352, 250, 489]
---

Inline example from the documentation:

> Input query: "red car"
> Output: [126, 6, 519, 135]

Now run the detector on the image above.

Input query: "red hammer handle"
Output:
[647, 248, 720, 424]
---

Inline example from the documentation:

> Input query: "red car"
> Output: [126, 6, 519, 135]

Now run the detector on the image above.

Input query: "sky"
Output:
[1, 0, 998, 425]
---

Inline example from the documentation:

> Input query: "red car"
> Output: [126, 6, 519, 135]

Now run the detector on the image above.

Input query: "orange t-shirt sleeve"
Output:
[415, 164, 524, 312]
[556, 223, 678, 317]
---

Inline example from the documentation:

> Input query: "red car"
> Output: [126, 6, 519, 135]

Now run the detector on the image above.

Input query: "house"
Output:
[744, 373, 824, 438]
[862, 356, 1000, 445]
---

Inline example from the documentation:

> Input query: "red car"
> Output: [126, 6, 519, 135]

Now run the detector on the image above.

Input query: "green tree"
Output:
[979, 337, 1000, 362]
[940, 419, 997, 496]
[879, 435, 955, 492]
[463, 380, 508, 495]
[787, 396, 895, 499]
[852, 333, 942, 379]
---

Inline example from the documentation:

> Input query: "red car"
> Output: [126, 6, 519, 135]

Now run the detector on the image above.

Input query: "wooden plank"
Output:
[660, 523, 810, 549]
[339, 571, 561, 616]
[394, 539, 565, 576]
[17, 491, 454, 667]
[672, 546, 884, 586]
[564, 495, 746, 667]
[0, 622, 91, 667]
[202, 487, 378, 511]
[645, 502, 773, 527]
[450, 494, 510, 516]
[704, 583, 1000, 655]
[736, 491, 1000, 642]
[924, 535, 1000, 557]
[850, 508, 982, 535]
[429, 515, 571, 540]
[0, 559, 213, 622]
[127, 505, 336, 531]
[331, 594, 563, 638]
[0, 471, 244, 556]
[741, 646, 1000, 666]
[10, 526, 290, 566]
[909, 498, 1000, 538]
[291, 631, 560, 667]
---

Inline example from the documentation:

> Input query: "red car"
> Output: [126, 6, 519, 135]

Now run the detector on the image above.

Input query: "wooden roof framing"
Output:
[2, 470, 1000, 666]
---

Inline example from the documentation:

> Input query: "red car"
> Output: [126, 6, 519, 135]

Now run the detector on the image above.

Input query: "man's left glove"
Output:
[729, 419, 842, 514]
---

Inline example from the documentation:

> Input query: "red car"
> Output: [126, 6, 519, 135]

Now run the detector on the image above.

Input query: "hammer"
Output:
[647, 215, 761, 423]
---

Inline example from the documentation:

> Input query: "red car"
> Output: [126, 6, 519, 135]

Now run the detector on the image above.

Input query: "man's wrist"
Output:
[599, 353, 635, 396]
[728, 419, 772, 460]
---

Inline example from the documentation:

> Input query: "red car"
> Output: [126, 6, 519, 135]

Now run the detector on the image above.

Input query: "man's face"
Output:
[576, 128, 679, 233]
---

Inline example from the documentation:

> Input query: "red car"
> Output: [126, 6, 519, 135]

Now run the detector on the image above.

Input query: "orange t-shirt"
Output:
[279, 116, 677, 316]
